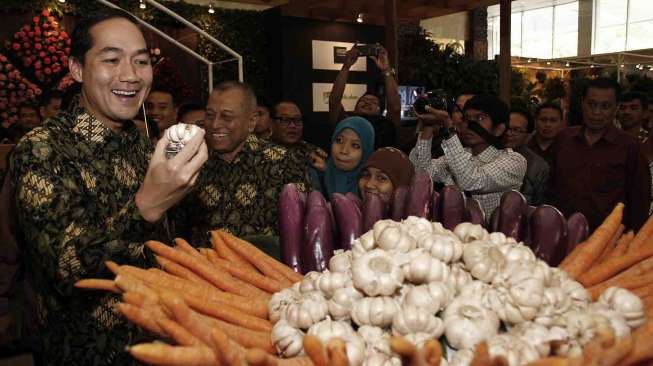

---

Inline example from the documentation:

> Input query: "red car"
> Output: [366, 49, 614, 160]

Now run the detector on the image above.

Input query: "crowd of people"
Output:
[0, 6, 652, 366]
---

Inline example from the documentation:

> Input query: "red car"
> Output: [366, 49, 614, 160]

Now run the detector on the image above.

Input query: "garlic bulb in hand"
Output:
[165, 123, 201, 158]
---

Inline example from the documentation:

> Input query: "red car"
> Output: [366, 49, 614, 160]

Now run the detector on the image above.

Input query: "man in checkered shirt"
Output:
[409, 95, 527, 219]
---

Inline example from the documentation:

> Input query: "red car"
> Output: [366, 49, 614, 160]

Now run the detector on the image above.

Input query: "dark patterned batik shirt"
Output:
[176, 135, 311, 244]
[9, 102, 159, 365]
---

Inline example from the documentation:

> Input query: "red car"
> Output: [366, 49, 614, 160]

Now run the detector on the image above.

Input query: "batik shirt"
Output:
[177, 135, 311, 244]
[9, 101, 159, 365]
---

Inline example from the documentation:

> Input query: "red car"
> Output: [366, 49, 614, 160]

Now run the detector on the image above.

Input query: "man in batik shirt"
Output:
[9, 10, 207, 365]
[177, 82, 312, 243]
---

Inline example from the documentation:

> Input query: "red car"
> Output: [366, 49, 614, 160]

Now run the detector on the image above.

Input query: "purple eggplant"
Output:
[441, 185, 466, 230]
[530, 205, 568, 266]
[432, 190, 441, 223]
[362, 192, 389, 233]
[490, 206, 500, 232]
[304, 191, 335, 272]
[465, 197, 485, 226]
[278, 184, 305, 273]
[332, 193, 362, 250]
[345, 192, 363, 210]
[566, 212, 589, 255]
[406, 170, 433, 219]
[520, 205, 537, 245]
[498, 190, 528, 240]
[390, 185, 409, 221]
[326, 201, 339, 237]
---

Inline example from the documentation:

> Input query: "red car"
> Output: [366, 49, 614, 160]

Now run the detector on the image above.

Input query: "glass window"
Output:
[511, 12, 523, 57]
[522, 7, 554, 58]
[553, 2, 578, 57]
[627, 0, 653, 50]
[593, 0, 653, 53]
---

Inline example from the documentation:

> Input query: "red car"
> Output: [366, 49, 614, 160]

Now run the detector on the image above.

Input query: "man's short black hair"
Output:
[256, 95, 273, 112]
[177, 102, 204, 121]
[582, 77, 621, 101]
[70, 8, 141, 66]
[272, 100, 301, 118]
[148, 87, 179, 106]
[40, 89, 64, 107]
[463, 95, 510, 128]
[17, 103, 39, 114]
[510, 107, 534, 133]
[214, 81, 257, 113]
[621, 91, 649, 110]
[535, 102, 563, 119]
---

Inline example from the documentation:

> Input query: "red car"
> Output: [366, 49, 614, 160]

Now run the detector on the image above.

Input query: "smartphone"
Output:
[354, 44, 380, 57]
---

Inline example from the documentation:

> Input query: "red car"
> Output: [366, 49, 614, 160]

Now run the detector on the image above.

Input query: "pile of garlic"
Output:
[269, 217, 647, 366]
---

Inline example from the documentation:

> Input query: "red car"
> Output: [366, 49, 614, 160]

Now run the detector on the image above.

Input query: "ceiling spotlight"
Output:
[590, 64, 595, 68]
[546, 61, 551, 65]
[636, 64, 642, 69]
[620, 64, 625, 68]
[527, 58, 531, 63]
[58, 0, 65, 3]
[208, 4, 215, 14]
[139, 0, 146, 9]
[565, 62, 570, 67]
[356, 13, 364, 23]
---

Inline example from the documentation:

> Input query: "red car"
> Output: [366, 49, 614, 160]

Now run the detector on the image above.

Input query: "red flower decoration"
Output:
[33, 16, 40, 24]
[12, 43, 20, 50]
[34, 43, 42, 50]
[44, 58, 51, 65]
[44, 67, 51, 75]
[48, 46, 55, 53]
[42, 9, 50, 17]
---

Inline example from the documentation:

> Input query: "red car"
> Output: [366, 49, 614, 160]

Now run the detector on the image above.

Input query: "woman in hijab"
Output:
[358, 147, 415, 204]
[311, 116, 375, 198]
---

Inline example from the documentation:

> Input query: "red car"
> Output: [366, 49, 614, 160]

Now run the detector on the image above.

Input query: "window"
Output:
[488, 1, 578, 60]
[593, 0, 653, 53]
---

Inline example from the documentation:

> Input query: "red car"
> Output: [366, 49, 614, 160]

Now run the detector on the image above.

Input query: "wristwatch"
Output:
[383, 68, 396, 78]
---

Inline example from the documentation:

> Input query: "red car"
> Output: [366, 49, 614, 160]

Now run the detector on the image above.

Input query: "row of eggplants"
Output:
[278, 171, 590, 274]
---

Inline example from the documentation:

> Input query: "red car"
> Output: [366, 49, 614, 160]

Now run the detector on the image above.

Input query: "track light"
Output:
[590, 64, 595, 68]
[139, 0, 146, 9]
[356, 13, 364, 23]
[208, 4, 215, 14]
[58, 0, 66, 3]
[527, 58, 531, 63]
[565, 62, 570, 67]
[546, 61, 551, 65]
[620, 64, 625, 68]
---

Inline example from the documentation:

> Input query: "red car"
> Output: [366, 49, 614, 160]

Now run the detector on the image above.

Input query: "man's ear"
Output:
[248, 110, 258, 133]
[494, 123, 506, 137]
[69, 57, 83, 83]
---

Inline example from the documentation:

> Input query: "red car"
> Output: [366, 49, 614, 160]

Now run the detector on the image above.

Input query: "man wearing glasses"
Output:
[504, 107, 549, 205]
[549, 78, 650, 231]
[271, 101, 327, 171]
[409, 95, 527, 218]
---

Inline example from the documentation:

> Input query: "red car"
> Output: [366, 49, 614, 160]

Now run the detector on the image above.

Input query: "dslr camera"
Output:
[354, 43, 381, 58]
[413, 89, 455, 115]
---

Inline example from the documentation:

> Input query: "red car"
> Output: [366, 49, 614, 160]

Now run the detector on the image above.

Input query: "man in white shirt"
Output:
[409, 95, 527, 217]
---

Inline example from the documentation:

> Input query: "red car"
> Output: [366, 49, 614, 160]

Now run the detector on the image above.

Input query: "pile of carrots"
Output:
[75, 230, 309, 366]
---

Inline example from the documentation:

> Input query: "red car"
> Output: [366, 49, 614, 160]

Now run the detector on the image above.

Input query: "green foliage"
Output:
[397, 24, 498, 96]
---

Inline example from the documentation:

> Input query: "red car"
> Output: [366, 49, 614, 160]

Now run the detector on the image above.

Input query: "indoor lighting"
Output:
[58, 0, 66, 3]
[356, 13, 364, 23]
[208, 4, 215, 14]
[139, 0, 146, 9]
[546, 61, 551, 65]
[620, 64, 625, 68]
[565, 62, 570, 67]
[590, 65, 595, 68]
[527, 59, 531, 63]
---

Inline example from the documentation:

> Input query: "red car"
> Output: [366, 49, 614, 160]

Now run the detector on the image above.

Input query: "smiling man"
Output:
[549, 78, 650, 231]
[176, 81, 312, 243]
[145, 87, 178, 136]
[8, 9, 207, 365]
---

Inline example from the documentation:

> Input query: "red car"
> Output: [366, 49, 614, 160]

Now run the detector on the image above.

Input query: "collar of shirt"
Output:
[569, 124, 621, 146]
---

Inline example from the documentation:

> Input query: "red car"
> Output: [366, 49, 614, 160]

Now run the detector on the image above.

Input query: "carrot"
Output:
[628, 214, 653, 253]
[141, 268, 268, 318]
[279, 358, 314, 366]
[326, 338, 349, 366]
[114, 274, 159, 302]
[174, 237, 205, 261]
[205, 253, 282, 293]
[147, 241, 269, 299]
[470, 342, 491, 366]
[182, 292, 272, 332]
[74, 279, 120, 293]
[590, 255, 653, 290]
[218, 231, 290, 284]
[596, 334, 635, 366]
[578, 241, 653, 287]
[156, 318, 205, 347]
[212, 318, 275, 354]
[211, 230, 258, 273]
[246, 348, 280, 366]
[198, 247, 213, 261]
[303, 335, 328, 366]
[634, 283, 653, 299]
[596, 224, 625, 264]
[211, 327, 247, 366]
[422, 339, 443, 366]
[160, 293, 214, 346]
[588, 272, 653, 300]
[122, 291, 169, 319]
[105, 260, 121, 275]
[560, 203, 624, 279]
[155, 255, 213, 287]
[128, 343, 218, 366]
[116, 302, 166, 337]
[390, 336, 417, 358]
[522, 358, 569, 366]
[611, 231, 635, 258]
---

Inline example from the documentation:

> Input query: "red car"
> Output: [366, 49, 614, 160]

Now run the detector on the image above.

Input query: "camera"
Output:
[354, 43, 381, 57]
[413, 89, 455, 115]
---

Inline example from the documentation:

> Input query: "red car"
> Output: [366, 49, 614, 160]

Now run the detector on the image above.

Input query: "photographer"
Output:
[329, 44, 401, 149]
[409, 95, 527, 218]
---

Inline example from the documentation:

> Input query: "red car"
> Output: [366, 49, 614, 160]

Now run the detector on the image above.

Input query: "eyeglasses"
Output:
[274, 117, 303, 126]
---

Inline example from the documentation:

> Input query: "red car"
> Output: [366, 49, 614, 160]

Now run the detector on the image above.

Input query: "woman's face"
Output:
[359, 167, 394, 202]
[331, 128, 363, 171]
